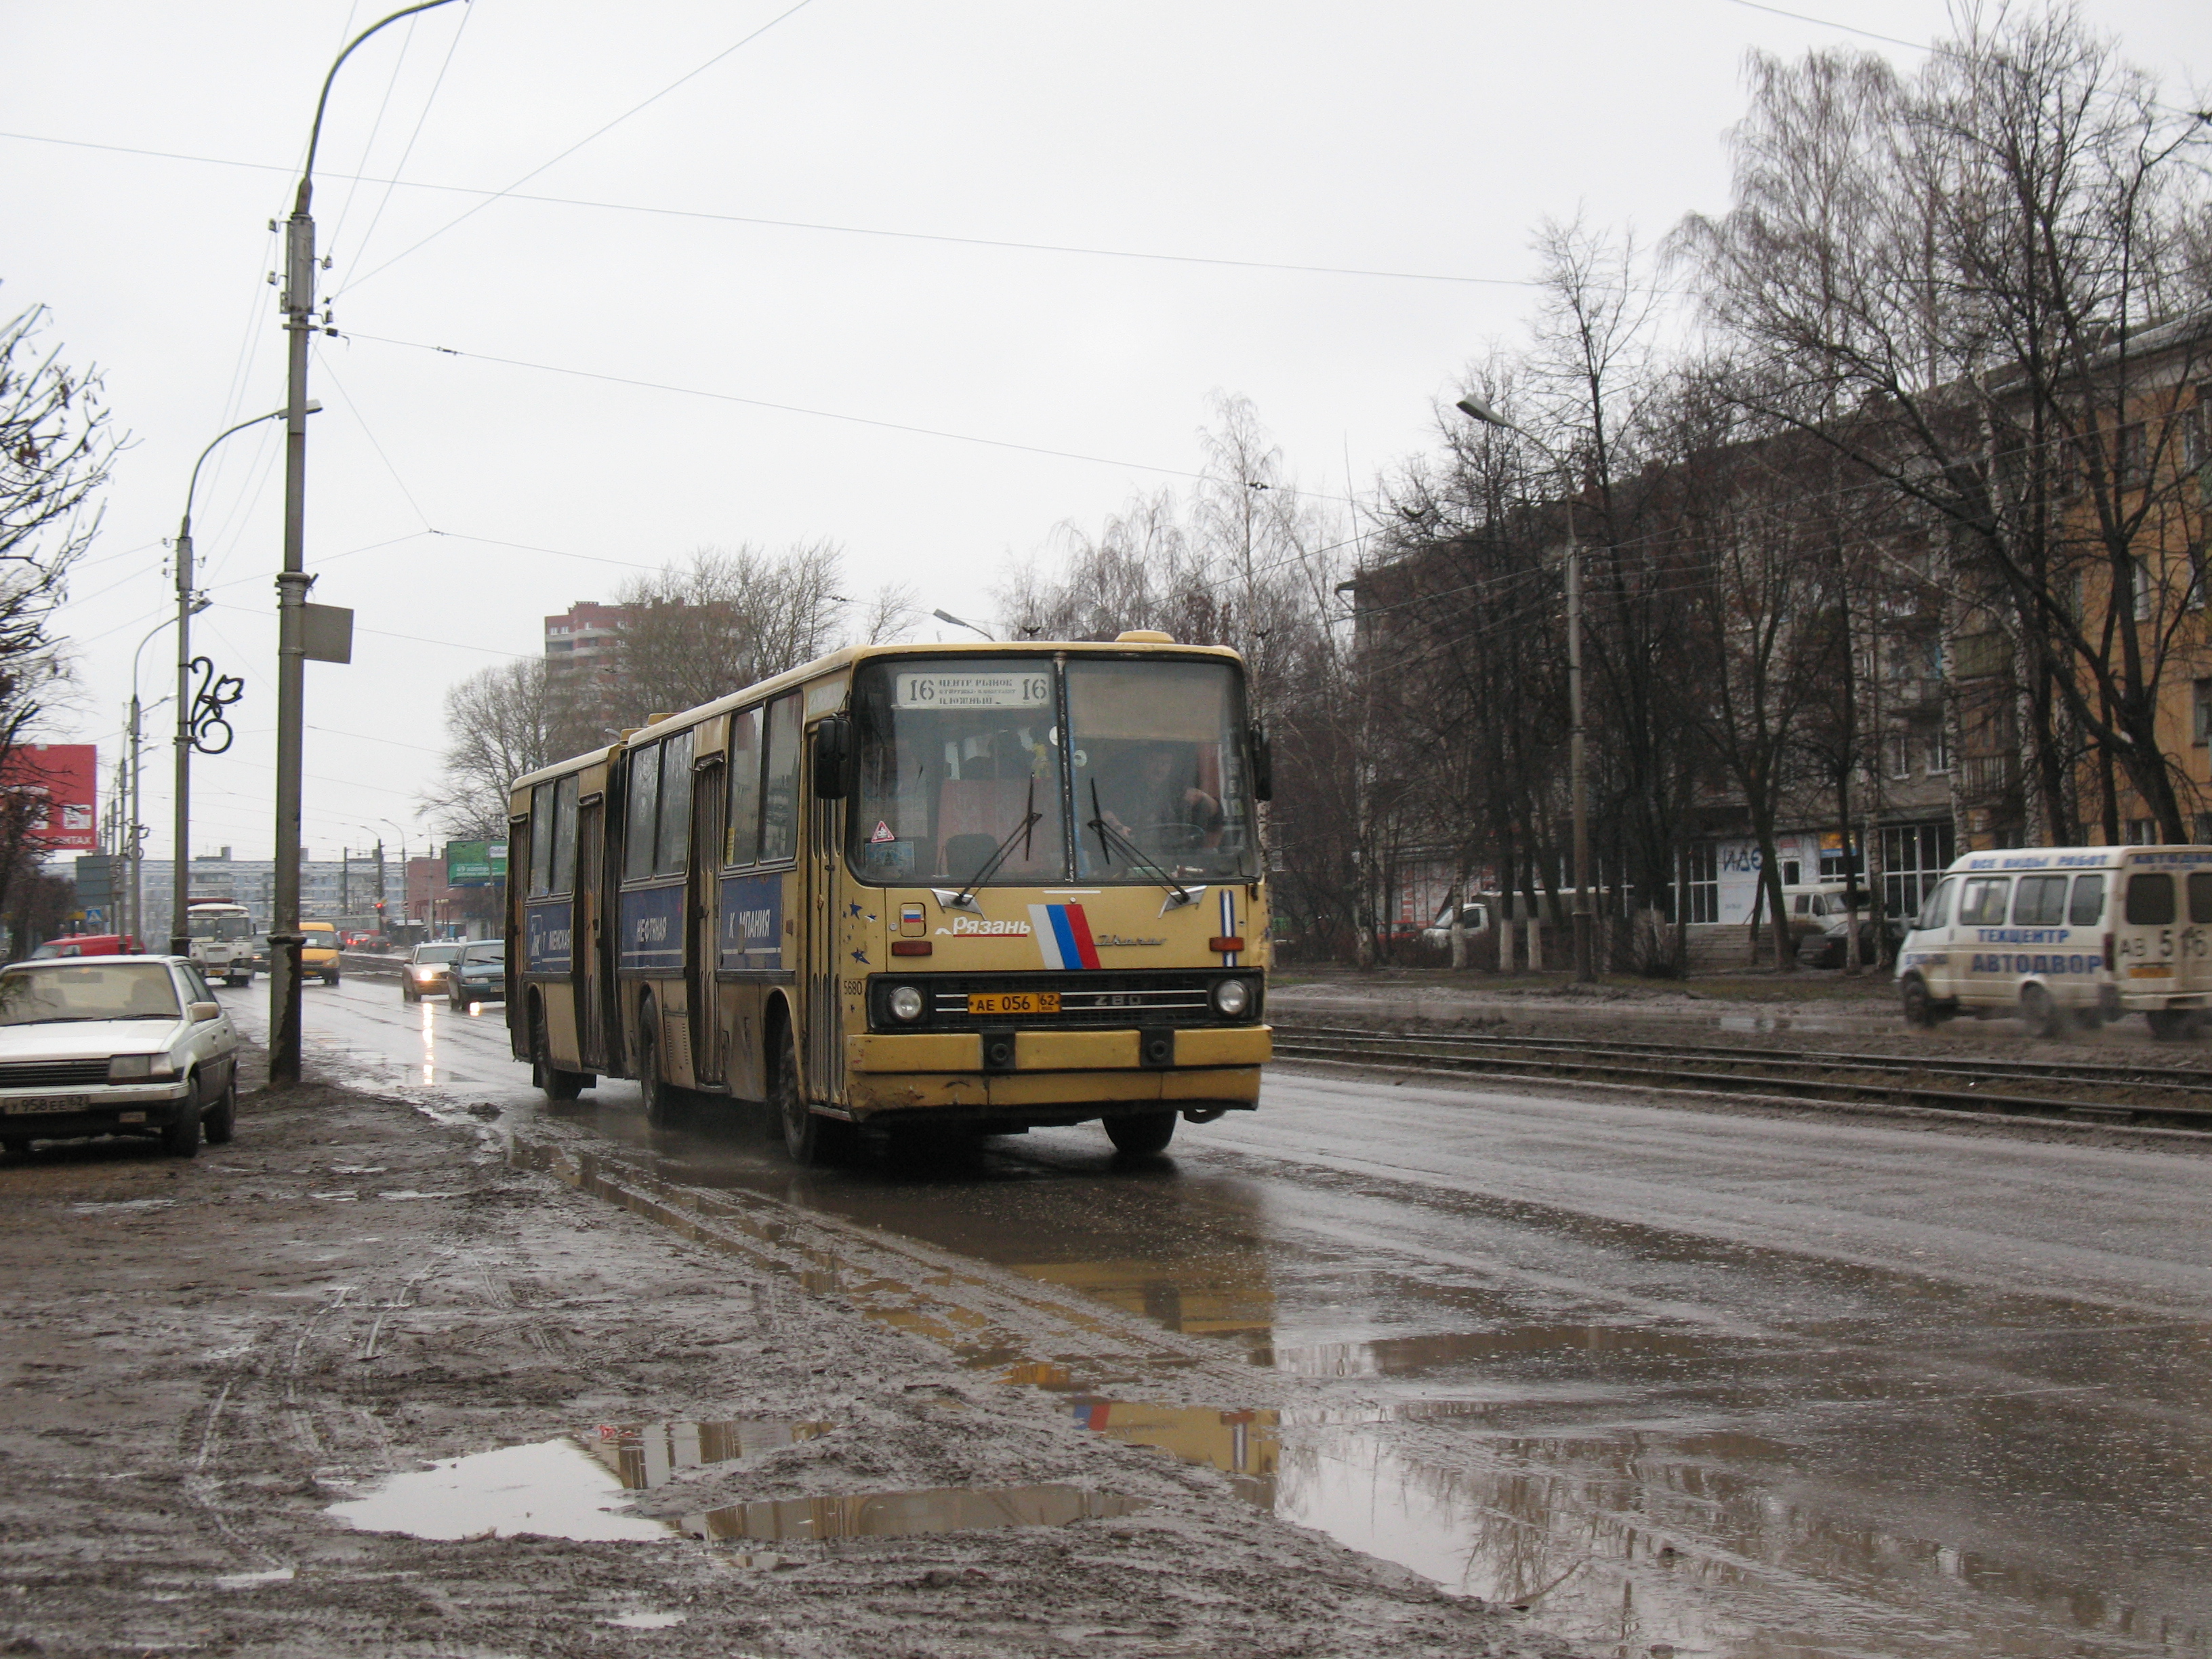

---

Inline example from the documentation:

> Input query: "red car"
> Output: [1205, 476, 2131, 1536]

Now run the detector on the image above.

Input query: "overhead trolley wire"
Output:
[344, 330, 1360, 504]
[337, 0, 822, 295]
[0, 129, 1532, 291]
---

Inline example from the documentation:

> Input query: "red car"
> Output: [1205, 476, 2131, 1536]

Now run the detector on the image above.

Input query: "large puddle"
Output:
[330, 1416, 1140, 1549]
[497, 1114, 2212, 1659]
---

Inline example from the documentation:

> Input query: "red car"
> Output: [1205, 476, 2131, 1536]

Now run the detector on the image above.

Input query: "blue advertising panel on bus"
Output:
[718, 872, 783, 972]
[525, 899, 573, 974]
[618, 883, 685, 973]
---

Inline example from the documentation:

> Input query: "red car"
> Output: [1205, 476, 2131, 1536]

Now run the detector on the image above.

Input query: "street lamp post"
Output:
[170, 405, 306, 954]
[930, 607, 996, 641]
[1456, 394, 1595, 984]
[268, 0, 460, 1086]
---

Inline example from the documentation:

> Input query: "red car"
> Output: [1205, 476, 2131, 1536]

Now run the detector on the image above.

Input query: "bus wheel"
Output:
[2147, 1009, 2196, 1042]
[773, 1025, 842, 1165]
[1104, 1109, 1176, 1156]
[2020, 984, 2064, 1039]
[533, 1003, 585, 1103]
[638, 1008, 677, 1126]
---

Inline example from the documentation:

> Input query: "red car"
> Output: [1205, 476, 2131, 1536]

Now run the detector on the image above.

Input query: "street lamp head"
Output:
[1454, 392, 1513, 430]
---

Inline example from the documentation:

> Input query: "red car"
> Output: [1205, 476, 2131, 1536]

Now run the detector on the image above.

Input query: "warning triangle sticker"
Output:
[869, 820, 897, 843]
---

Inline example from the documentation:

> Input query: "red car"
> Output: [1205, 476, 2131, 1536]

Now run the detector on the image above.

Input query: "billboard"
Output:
[3, 744, 98, 853]
[446, 839, 508, 885]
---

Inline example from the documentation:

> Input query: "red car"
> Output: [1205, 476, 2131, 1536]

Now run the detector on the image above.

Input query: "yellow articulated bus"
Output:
[504, 634, 1273, 1162]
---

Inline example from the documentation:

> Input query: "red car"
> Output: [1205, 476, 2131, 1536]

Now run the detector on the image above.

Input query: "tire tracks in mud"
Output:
[506, 1118, 1303, 1412]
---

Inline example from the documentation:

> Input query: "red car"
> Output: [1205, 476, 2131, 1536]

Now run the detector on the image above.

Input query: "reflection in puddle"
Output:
[327, 1438, 676, 1542]
[681, 1483, 1140, 1541]
[510, 1124, 2212, 1658]
[582, 1418, 834, 1491]
[331, 1431, 1137, 1550]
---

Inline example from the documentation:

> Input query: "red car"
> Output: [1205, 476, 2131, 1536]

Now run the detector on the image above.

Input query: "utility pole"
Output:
[269, 0, 458, 1086]
[373, 838, 387, 940]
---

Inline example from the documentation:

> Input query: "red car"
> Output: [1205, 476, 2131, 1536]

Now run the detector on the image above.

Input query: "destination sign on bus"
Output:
[893, 672, 1050, 710]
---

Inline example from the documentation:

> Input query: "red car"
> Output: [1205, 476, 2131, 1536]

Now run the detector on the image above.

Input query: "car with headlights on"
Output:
[445, 939, 506, 1010]
[0, 956, 240, 1158]
[401, 941, 462, 1004]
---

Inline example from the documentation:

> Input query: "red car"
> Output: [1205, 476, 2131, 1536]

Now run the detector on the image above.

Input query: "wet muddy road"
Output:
[245, 978, 2212, 1659]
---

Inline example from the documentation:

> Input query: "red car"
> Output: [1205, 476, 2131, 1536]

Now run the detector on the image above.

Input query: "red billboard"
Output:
[3, 744, 99, 853]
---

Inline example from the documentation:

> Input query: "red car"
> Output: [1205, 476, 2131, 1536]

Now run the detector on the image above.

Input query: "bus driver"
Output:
[1099, 743, 1222, 848]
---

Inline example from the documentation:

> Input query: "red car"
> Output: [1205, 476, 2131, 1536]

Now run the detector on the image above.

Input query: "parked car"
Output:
[1418, 903, 1495, 949]
[1786, 884, 1900, 967]
[28, 934, 144, 960]
[300, 920, 342, 986]
[445, 940, 506, 1010]
[401, 942, 463, 1003]
[0, 956, 241, 1158]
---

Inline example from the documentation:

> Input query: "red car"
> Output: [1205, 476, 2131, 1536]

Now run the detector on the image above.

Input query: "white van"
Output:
[1895, 845, 2212, 1038]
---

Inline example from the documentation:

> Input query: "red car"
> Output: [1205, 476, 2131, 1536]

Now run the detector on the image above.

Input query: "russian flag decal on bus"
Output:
[1029, 903, 1102, 970]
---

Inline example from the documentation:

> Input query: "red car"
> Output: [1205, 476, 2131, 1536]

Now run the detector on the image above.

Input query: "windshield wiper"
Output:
[941, 775, 1041, 912]
[1086, 780, 1195, 907]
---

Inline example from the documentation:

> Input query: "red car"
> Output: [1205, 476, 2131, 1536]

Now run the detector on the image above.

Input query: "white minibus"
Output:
[1895, 844, 2212, 1038]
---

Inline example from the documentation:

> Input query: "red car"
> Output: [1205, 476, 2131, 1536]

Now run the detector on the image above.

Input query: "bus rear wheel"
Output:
[637, 1007, 677, 1127]
[1104, 1109, 1176, 1156]
[773, 1024, 843, 1165]
[533, 1003, 586, 1103]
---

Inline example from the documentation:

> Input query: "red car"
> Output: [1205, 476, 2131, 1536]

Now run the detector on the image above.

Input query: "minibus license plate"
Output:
[5, 1095, 87, 1115]
[968, 992, 1060, 1016]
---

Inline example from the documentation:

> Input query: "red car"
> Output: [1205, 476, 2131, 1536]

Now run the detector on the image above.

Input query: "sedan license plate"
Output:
[4, 1095, 87, 1115]
[967, 991, 1059, 1017]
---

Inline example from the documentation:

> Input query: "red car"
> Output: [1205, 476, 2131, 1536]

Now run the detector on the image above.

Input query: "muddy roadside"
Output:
[0, 1047, 1582, 1658]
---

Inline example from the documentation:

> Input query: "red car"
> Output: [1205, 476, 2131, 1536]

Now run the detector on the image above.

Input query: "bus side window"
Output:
[1916, 877, 1955, 932]
[2125, 872, 2175, 926]
[656, 729, 694, 877]
[1959, 877, 2011, 926]
[2066, 873, 2105, 927]
[726, 706, 763, 867]
[551, 774, 579, 893]
[2190, 872, 2212, 924]
[623, 744, 661, 882]
[529, 783, 555, 897]
[760, 695, 802, 863]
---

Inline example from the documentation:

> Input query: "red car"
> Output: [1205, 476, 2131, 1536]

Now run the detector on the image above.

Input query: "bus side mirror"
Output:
[1249, 724, 1273, 802]
[812, 716, 852, 800]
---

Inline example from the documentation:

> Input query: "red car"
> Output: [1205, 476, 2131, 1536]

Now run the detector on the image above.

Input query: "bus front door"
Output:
[689, 756, 725, 1087]
[803, 785, 845, 1106]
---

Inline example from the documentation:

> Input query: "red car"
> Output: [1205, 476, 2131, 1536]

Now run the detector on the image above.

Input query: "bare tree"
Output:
[608, 541, 848, 724]
[422, 657, 560, 840]
[0, 300, 119, 933]
[1679, 12, 2212, 840]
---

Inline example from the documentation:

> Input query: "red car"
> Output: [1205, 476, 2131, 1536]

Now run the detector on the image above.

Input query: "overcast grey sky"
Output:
[7, 0, 2205, 863]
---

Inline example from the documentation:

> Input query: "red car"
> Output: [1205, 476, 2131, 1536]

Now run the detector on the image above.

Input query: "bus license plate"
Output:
[4, 1096, 87, 1115]
[967, 992, 1060, 1016]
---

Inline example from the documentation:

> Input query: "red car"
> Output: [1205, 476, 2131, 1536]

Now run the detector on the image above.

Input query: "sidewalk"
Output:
[0, 1052, 1576, 1658]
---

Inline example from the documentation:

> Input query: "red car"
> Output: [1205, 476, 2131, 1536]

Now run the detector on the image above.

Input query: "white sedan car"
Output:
[0, 956, 241, 1159]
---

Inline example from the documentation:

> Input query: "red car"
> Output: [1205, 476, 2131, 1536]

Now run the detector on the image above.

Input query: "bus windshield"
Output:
[188, 910, 253, 943]
[846, 654, 1258, 886]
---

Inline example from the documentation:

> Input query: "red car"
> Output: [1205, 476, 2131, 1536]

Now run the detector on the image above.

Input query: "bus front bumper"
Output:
[842, 1026, 1270, 1118]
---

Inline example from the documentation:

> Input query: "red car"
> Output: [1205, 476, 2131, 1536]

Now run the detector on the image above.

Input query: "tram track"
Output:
[1270, 1023, 2212, 1134]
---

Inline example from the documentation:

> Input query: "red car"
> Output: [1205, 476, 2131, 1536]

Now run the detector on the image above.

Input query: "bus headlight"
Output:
[1212, 977, 1252, 1018]
[886, 984, 925, 1023]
